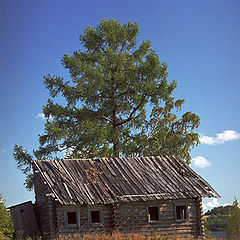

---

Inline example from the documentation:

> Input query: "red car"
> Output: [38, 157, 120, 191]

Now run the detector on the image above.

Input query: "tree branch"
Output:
[101, 115, 112, 123]
[116, 90, 135, 98]
[117, 95, 147, 127]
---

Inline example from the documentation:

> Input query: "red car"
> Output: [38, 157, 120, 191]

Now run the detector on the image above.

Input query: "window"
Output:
[88, 207, 103, 225]
[91, 210, 100, 223]
[67, 211, 77, 224]
[174, 203, 189, 221]
[176, 205, 186, 220]
[64, 208, 80, 228]
[148, 206, 159, 221]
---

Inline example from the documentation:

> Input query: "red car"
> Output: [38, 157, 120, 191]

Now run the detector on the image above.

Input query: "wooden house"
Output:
[10, 156, 220, 239]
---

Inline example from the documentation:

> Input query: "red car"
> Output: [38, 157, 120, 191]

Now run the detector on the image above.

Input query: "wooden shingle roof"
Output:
[33, 156, 220, 205]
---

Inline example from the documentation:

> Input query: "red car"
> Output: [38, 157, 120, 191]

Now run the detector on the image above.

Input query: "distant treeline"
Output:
[204, 205, 233, 232]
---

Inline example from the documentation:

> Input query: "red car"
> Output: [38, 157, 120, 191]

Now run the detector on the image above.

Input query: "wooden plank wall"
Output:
[113, 198, 201, 237]
[10, 201, 40, 239]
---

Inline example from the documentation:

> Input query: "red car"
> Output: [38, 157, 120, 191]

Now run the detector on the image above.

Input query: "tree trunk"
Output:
[112, 108, 119, 158]
[113, 139, 119, 158]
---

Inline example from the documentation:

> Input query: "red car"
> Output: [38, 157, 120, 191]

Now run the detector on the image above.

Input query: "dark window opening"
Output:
[91, 210, 100, 223]
[148, 207, 159, 221]
[20, 209, 24, 213]
[176, 205, 186, 220]
[67, 211, 77, 224]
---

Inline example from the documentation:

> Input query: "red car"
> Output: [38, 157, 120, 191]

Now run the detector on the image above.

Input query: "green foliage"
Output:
[205, 214, 229, 232]
[13, 18, 200, 189]
[0, 232, 11, 240]
[141, 98, 199, 164]
[204, 204, 232, 233]
[227, 198, 240, 239]
[0, 196, 14, 238]
[13, 145, 34, 191]
[204, 200, 240, 239]
[205, 205, 233, 216]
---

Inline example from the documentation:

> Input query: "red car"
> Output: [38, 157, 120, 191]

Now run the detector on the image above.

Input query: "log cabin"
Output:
[10, 156, 220, 239]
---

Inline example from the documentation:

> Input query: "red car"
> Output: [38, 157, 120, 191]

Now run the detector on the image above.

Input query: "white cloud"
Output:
[200, 136, 216, 145]
[192, 156, 211, 168]
[203, 199, 232, 212]
[36, 113, 53, 121]
[203, 198, 220, 210]
[222, 203, 231, 207]
[217, 130, 240, 142]
[200, 130, 240, 145]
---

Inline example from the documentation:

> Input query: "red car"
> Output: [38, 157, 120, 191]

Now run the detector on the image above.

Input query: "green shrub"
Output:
[0, 231, 12, 240]
[0, 195, 14, 238]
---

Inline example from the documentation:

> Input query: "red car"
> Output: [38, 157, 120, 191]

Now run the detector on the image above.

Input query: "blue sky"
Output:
[0, 0, 239, 211]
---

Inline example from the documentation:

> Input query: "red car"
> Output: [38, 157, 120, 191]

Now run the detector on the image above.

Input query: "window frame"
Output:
[88, 206, 103, 226]
[63, 207, 80, 228]
[173, 200, 189, 222]
[147, 206, 160, 222]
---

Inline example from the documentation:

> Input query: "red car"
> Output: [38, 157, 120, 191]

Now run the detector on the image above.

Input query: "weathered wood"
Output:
[29, 156, 220, 239]
[112, 199, 201, 237]
[55, 204, 113, 235]
[47, 195, 57, 239]
[32, 156, 219, 206]
[196, 197, 205, 237]
[32, 164, 58, 239]
[9, 201, 40, 239]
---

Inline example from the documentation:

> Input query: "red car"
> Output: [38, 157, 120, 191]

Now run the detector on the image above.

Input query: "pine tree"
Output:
[13, 18, 200, 190]
[227, 198, 240, 239]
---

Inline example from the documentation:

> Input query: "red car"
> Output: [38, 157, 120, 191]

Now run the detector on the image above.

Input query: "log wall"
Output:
[55, 198, 202, 238]
[33, 166, 57, 239]
[56, 204, 113, 237]
[196, 197, 205, 237]
[113, 198, 201, 237]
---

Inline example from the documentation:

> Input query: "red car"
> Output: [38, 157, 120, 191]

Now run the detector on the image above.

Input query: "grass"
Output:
[12, 232, 224, 240]
[54, 232, 221, 240]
